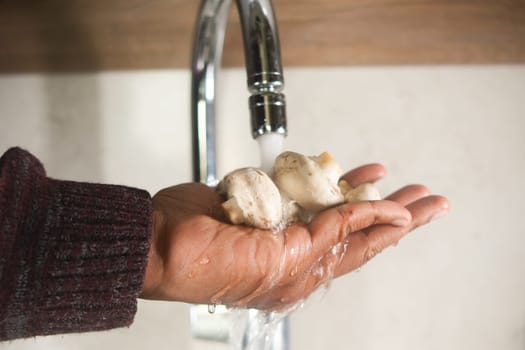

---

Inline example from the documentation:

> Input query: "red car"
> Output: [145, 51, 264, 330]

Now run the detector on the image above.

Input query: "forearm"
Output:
[0, 147, 152, 341]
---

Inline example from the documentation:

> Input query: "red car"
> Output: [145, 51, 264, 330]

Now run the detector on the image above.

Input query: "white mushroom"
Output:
[272, 151, 344, 214]
[217, 167, 282, 229]
[340, 181, 381, 202]
[217, 151, 382, 229]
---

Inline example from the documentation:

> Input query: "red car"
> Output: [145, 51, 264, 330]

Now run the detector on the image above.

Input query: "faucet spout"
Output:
[237, 0, 287, 138]
[191, 0, 287, 184]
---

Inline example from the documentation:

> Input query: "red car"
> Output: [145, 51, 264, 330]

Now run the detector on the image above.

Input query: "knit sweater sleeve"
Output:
[0, 147, 153, 341]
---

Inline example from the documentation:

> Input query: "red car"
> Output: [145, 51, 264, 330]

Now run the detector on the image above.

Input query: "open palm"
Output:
[141, 164, 448, 311]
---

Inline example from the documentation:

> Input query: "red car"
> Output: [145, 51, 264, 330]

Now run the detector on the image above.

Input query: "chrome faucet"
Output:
[191, 0, 287, 185]
[190, 0, 288, 349]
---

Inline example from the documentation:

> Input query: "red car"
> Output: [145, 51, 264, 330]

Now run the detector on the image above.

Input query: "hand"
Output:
[141, 164, 449, 311]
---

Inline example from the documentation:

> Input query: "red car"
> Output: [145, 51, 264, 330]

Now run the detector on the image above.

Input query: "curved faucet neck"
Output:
[191, 0, 287, 184]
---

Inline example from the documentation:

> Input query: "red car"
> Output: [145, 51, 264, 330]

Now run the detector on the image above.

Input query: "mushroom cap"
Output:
[217, 167, 283, 229]
[272, 151, 344, 213]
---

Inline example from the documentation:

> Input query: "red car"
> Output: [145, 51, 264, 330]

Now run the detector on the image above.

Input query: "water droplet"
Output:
[289, 266, 298, 277]
[199, 256, 210, 265]
[312, 265, 324, 278]
[208, 303, 216, 314]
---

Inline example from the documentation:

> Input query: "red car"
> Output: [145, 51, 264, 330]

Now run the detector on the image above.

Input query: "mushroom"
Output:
[339, 181, 381, 202]
[272, 151, 344, 214]
[217, 151, 381, 229]
[217, 167, 283, 230]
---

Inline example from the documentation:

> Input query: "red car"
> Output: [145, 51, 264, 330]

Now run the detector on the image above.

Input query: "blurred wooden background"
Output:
[0, 0, 524, 72]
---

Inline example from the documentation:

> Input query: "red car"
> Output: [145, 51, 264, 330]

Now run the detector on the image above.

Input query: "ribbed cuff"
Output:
[0, 148, 152, 340]
[33, 179, 152, 336]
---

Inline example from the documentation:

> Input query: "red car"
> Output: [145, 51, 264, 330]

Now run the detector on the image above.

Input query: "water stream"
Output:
[257, 133, 285, 174]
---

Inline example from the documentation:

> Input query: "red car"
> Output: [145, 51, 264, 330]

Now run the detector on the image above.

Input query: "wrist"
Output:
[141, 209, 165, 299]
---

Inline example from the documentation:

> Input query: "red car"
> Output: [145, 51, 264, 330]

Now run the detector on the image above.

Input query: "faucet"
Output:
[191, 0, 287, 185]
[190, 0, 288, 349]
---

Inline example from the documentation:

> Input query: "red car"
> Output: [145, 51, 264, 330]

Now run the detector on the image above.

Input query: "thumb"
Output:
[308, 200, 411, 258]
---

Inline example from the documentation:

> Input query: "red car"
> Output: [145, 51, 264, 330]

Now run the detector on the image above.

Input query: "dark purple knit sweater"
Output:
[0, 147, 152, 341]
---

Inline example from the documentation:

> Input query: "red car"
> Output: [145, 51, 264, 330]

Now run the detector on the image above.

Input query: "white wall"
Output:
[0, 65, 524, 350]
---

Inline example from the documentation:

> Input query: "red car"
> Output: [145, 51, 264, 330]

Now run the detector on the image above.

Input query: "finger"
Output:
[385, 184, 430, 206]
[405, 194, 450, 230]
[341, 163, 386, 187]
[362, 195, 449, 258]
[333, 194, 449, 278]
[367, 195, 449, 250]
[309, 200, 411, 258]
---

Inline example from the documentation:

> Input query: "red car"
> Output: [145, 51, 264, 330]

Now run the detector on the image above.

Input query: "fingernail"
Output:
[392, 218, 410, 227]
[431, 209, 448, 222]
